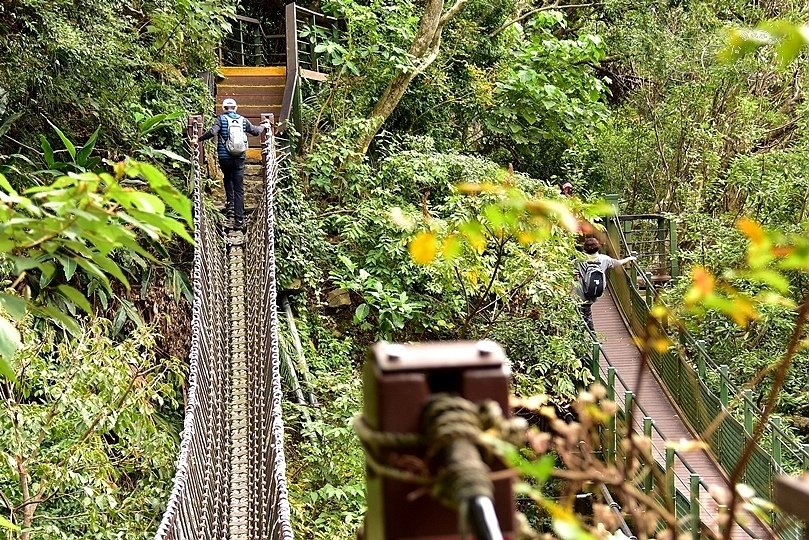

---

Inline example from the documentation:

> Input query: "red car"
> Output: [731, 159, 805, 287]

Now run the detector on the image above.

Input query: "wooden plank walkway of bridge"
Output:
[593, 289, 766, 539]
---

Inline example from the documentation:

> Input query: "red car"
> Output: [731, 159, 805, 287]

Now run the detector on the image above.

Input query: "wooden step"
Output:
[220, 66, 286, 77]
[215, 93, 284, 106]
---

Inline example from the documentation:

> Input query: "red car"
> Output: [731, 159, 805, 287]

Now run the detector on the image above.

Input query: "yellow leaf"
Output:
[737, 217, 765, 245]
[651, 337, 671, 353]
[517, 230, 534, 244]
[685, 266, 715, 305]
[457, 182, 502, 195]
[441, 235, 461, 260]
[728, 295, 758, 327]
[409, 231, 438, 265]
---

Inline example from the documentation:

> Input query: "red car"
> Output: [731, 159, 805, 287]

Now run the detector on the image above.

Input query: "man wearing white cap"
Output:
[193, 98, 265, 228]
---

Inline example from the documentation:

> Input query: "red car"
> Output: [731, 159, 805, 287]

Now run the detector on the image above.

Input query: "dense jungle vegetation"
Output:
[0, 0, 807, 538]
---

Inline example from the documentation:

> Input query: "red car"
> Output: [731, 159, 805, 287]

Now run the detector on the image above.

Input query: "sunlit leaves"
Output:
[487, 12, 609, 146]
[0, 316, 20, 380]
[0, 516, 19, 532]
[685, 266, 715, 305]
[721, 21, 809, 67]
[681, 216, 809, 326]
[405, 175, 612, 268]
[408, 231, 438, 265]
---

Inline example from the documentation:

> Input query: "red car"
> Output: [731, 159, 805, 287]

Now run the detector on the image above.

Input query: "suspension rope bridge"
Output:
[146, 6, 809, 538]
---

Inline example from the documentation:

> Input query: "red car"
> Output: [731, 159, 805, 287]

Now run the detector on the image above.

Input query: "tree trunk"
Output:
[355, 0, 469, 156]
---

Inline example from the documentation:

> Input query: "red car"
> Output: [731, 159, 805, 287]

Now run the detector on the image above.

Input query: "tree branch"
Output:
[489, 2, 601, 38]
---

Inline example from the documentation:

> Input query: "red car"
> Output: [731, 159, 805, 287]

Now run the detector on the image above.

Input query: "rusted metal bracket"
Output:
[361, 340, 516, 540]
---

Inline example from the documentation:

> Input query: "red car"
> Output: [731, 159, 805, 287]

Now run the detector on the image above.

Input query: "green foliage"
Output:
[0, 0, 230, 159]
[0, 159, 191, 373]
[284, 309, 365, 540]
[0, 319, 183, 538]
[487, 11, 609, 146]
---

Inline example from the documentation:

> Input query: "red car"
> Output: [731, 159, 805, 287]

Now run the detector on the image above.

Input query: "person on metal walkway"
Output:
[575, 237, 636, 331]
[193, 98, 265, 228]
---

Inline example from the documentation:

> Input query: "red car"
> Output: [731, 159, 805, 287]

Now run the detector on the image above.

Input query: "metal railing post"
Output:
[591, 342, 600, 381]
[657, 216, 666, 277]
[239, 19, 246, 66]
[665, 447, 675, 506]
[607, 367, 616, 463]
[623, 219, 633, 252]
[743, 389, 753, 436]
[669, 217, 679, 279]
[624, 391, 634, 417]
[719, 365, 729, 408]
[253, 32, 262, 66]
[772, 416, 782, 470]
[696, 339, 707, 379]
[690, 474, 700, 540]
[643, 417, 653, 492]
[645, 272, 653, 307]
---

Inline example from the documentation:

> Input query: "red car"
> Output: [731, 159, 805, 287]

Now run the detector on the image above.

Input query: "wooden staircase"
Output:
[216, 66, 285, 209]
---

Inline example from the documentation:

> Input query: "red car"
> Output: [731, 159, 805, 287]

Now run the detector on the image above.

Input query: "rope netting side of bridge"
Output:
[601, 213, 807, 539]
[153, 116, 292, 539]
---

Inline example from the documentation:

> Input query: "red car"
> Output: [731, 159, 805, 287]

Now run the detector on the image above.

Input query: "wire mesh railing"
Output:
[221, 15, 285, 67]
[155, 116, 291, 539]
[618, 214, 679, 281]
[590, 336, 736, 537]
[603, 212, 806, 540]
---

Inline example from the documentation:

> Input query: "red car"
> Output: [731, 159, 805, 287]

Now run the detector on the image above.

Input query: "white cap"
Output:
[222, 98, 238, 110]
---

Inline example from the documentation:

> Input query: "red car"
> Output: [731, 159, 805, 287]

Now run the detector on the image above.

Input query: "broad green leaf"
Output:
[138, 113, 168, 136]
[91, 253, 130, 290]
[39, 261, 57, 288]
[47, 120, 77, 160]
[75, 259, 111, 293]
[0, 172, 17, 196]
[0, 293, 26, 320]
[0, 514, 19, 531]
[155, 186, 193, 225]
[38, 302, 81, 335]
[57, 285, 93, 315]
[0, 112, 23, 139]
[39, 135, 55, 168]
[76, 127, 100, 165]
[354, 303, 370, 322]
[129, 209, 193, 244]
[136, 162, 171, 189]
[61, 258, 77, 281]
[0, 315, 20, 378]
[127, 191, 165, 214]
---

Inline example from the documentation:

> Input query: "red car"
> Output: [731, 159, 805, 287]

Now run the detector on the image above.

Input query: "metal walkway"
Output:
[594, 288, 765, 539]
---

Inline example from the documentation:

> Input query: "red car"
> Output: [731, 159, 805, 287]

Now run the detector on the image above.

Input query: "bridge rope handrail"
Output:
[154, 116, 292, 539]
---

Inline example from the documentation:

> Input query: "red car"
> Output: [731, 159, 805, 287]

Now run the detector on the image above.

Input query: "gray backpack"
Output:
[579, 260, 605, 301]
[224, 116, 248, 156]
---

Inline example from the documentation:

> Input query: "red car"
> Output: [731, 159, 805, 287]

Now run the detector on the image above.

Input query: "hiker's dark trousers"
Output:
[220, 158, 245, 225]
[579, 301, 594, 331]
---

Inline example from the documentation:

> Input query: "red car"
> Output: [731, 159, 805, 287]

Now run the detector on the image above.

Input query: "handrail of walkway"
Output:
[587, 329, 728, 536]
[279, 3, 339, 133]
[611, 212, 809, 474]
[602, 208, 806, 539]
